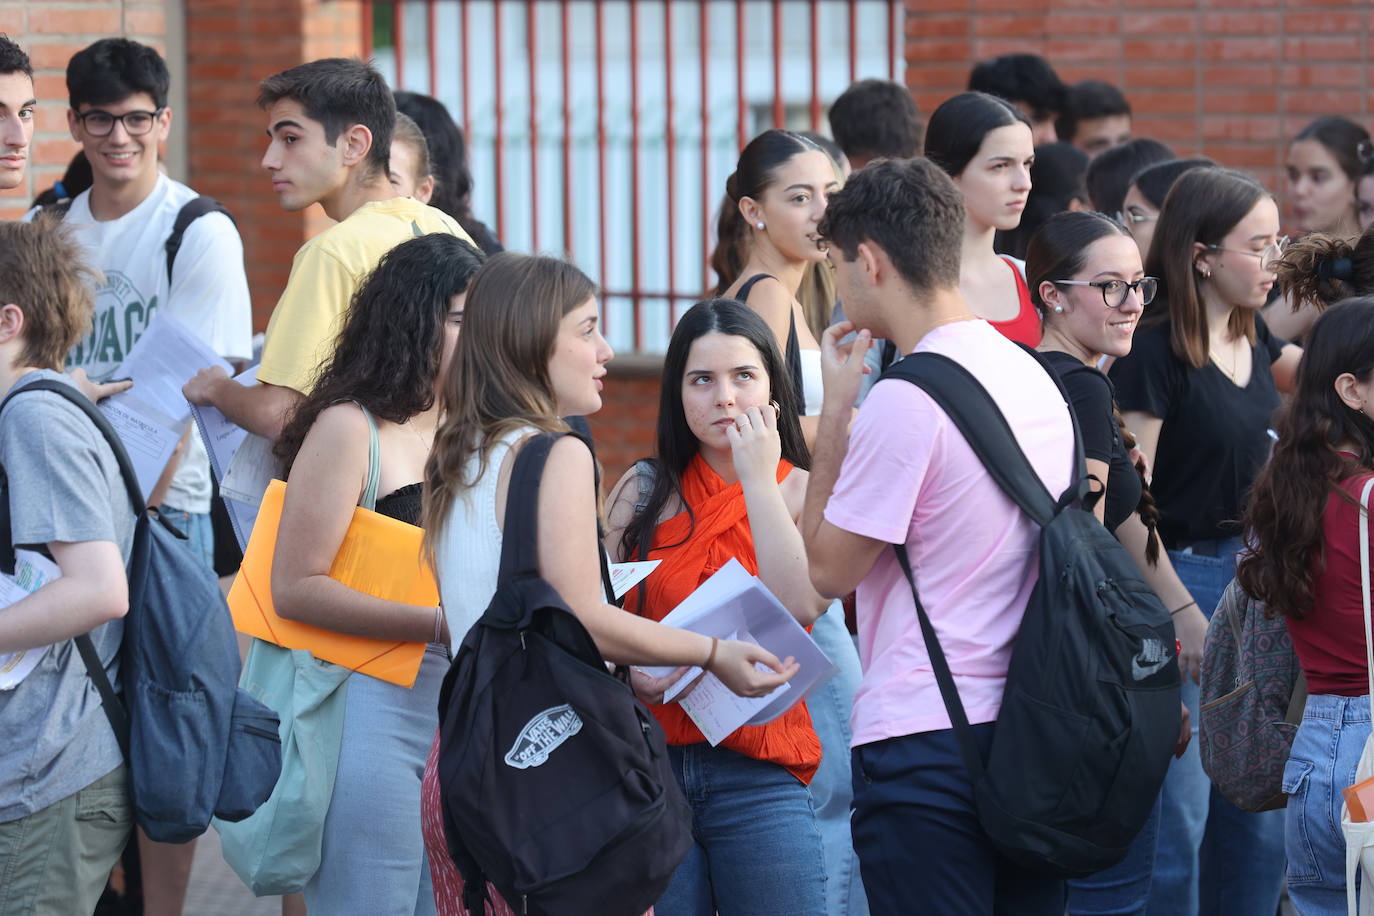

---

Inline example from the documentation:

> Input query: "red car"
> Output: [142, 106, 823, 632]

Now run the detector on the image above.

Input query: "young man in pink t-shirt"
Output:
[801, 157, 1074, 915]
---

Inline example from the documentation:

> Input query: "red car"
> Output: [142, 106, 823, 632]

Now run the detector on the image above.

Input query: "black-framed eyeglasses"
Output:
[74, 108, 163, 138]
[1052, 277, 1158, 308]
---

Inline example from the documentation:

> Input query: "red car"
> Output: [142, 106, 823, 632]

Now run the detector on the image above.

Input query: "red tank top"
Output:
[989, 256, 1042, 346]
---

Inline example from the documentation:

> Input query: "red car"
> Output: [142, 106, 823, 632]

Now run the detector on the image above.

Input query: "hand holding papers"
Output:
[98, 315, 233, 501]
[188, 365, 269, 550]
[0, 550, 61, 689]
[226, 480, 436, 687]
[639, 559, 837, 745]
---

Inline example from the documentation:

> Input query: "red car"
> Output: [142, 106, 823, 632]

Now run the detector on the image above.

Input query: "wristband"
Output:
[1169, 600, 1198, 617]
[433, 606, 444, 644]
[703, 636, 719, 671]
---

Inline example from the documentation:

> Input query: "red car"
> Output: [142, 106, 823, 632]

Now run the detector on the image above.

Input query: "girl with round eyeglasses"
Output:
[1107, 167, 1303, 916]
[1028, 210, 1201, 916]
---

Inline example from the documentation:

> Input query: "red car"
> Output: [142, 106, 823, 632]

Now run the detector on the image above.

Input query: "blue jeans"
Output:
[656, 743, 827, 916]
[1068, 794, 1161, 915]
[851, 726, 1066, 916]
[1283, 693, 1372, 916]
[305, 645, 446, 916]
[1148, 537, 1286, 916]
[157, 506, 214, 570]
[806, 601, 869, 916]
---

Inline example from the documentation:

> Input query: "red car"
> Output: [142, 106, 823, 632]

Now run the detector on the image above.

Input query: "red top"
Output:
[626, 454, 821, 785]
[1288, 473, 1374, 696]
[989, 257, 1042, 347]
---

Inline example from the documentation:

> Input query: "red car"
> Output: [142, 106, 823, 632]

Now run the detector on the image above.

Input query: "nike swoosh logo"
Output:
[1132, 656, 1172, 680]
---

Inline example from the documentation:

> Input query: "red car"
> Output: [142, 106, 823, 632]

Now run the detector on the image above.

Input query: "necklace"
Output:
[1208, 346, 1240, 385]
[406, 416, 436, 451]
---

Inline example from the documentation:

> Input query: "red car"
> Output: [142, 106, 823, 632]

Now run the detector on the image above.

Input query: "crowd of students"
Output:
[4, 32, 1374, 916]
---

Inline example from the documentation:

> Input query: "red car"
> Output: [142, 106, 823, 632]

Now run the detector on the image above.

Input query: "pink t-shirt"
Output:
[824, 319, 1074, 747]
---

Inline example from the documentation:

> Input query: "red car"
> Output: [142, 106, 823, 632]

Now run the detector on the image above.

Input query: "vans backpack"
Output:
[436, 432, 692, 916]
[1198, 577, 1307, 811]
[883, 351, 1182, 877]
[0, 380, 282, 843]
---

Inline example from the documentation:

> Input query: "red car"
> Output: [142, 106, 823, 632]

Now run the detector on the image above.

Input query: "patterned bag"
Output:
[1198, 577, 1307, 812]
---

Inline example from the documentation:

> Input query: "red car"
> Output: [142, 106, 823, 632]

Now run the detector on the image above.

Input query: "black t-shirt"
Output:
[1041, 351, 1140, 534]
[1108, 315, 1286, 546]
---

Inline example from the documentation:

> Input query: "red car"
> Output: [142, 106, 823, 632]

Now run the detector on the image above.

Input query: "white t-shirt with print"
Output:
[27, 174, 253, 514]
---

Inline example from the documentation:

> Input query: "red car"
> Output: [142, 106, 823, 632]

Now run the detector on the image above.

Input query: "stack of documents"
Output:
[188, 365, 270, 550]
[639, 559, 837, 745]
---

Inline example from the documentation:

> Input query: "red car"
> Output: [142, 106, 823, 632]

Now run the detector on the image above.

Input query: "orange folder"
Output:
[227, 479, 436, 687]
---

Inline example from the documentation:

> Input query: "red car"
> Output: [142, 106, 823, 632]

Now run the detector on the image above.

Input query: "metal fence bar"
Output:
[561, 1, 572, 256]
[363, 0, 374, 58]
[460, 1, 471, 135]
[664, 0, 678, 322]
[629, 0, 643, 350]
[527, 1, 539, 252]
[594, 0, 608, 334]
[771, 0, 784, 127]
[887, 0, 897, 80]
[847, 1, 856, 85]
[427, 0, 438, 96]
[699, 0, 711, 295]
[493, 1, 506, 242]
[393, 2, 406, 88]
[809, 0, 821, 131]
[735, 2, 746, 152]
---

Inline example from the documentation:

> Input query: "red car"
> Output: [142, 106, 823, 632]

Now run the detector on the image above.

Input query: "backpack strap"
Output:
[495, 432, 562, 588]
[0, 379, 138, 757]
[166, 196, 235, 284]
[879, 349, 1088, 527]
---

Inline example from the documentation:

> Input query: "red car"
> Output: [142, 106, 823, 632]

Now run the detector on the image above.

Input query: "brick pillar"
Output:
[185, 0, 366, 331]
[0, 0, 169, 220]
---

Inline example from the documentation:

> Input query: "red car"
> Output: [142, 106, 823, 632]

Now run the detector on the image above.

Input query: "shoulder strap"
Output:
[879, 349, 1087, 527]
[165, 196, 235, 284]
[1360, 477, 1374, 712]
[496, 433, 563, 585]
[735, 273, 773, 303]
[354, 403, 381, 511]
[75, 632, 131, 757]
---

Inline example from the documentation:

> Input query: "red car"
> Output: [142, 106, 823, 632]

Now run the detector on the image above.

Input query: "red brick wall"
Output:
[902, 0, 1373, 232]
[0, 0, 168, 220]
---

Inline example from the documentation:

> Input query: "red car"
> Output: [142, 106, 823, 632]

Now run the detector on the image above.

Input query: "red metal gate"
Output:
[366, 0, 903, 352]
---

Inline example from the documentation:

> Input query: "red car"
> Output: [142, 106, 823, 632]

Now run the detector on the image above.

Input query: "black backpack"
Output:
[883, 351, 1181, 877]
[436, 432, 692, 916]
[0, 380, 282, 843]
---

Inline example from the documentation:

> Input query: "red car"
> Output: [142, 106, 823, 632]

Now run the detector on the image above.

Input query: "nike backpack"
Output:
[883, 350, 1182, 877]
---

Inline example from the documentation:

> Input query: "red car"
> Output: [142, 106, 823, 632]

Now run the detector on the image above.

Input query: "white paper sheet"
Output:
[607, 560, 661, 599]
[98, 314, 232, 500]
[0, 550, 62, 689]
[188, 365, 265, 550]
[638, 559, 837, 733]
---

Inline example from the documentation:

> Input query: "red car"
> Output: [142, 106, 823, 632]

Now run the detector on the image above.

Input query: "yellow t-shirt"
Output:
[257, 198, 472, 394]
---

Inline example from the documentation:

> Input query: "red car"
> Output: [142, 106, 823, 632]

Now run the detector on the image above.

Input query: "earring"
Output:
[1053, 305, 1064, 314]
[756, 221, 765, 230]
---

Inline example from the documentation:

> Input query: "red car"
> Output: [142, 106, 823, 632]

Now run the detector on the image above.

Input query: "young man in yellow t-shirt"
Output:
[184, 57, 470, 438]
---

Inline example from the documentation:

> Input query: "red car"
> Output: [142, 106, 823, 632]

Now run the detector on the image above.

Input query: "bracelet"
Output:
[433, 606, 444, 644]
[703, 636, 719, 672]
[1169, 600, 1198, 617]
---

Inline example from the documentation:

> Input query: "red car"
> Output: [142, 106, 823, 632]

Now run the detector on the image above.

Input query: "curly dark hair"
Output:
[275, 233, 485, 473]
[1237, 298, 1374, 619]
[1275, 225, 1374, 315]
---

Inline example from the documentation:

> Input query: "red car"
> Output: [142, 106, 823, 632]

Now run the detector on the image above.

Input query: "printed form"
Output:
[0, 550, 62, 689]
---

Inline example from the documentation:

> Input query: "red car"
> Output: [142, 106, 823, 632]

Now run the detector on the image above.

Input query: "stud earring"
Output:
[1053, 305, 1064, 314]
[756, 221, 765, 230]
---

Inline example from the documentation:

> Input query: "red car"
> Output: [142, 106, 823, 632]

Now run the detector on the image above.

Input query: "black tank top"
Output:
[735, 273, 806, 414]
[375, 482, 422, 526]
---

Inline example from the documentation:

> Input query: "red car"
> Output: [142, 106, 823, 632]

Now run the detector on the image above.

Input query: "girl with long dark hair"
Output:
[270, 233, 484, 914]
[1027, 210, 1197, 914]
[1108, 166, 1302, 915]
[1237, 298, 1374, 916]
[924, 91, 1040, 345]
[417, 257, 797, 916]
[605, 298, 829, 916]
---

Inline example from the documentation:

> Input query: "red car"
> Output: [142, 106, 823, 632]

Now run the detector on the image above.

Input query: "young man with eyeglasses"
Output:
[23, 37, 252, 916]
[0, 35, 33, 192]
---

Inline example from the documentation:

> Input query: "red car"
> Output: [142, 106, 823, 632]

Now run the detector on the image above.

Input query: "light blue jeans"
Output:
[657, 743, 828, 916]
[1068, 794, 1162, 915]
[1148, 536, 1286, 916]
[1283, 693, 1372, 916]
[806, 601, 870, 916]
[305, 644, 447, 916]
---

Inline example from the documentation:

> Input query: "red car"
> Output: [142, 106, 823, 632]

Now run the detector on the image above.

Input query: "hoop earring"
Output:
[769, 399, 781, 419]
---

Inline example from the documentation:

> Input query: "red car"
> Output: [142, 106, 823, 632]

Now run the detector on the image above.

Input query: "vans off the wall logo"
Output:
[504, 704, 583, 770]
[67, 271, 158, 379]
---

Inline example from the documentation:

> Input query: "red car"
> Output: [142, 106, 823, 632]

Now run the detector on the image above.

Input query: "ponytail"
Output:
[1276, 229, 1374, 314]
[710, 178, 748, 294]
[1116, 406, 1163, 565]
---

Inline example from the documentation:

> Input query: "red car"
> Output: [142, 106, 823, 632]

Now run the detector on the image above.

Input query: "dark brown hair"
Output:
[1237, 298, 1374, 619]
[1275, 226, 1374, 315]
